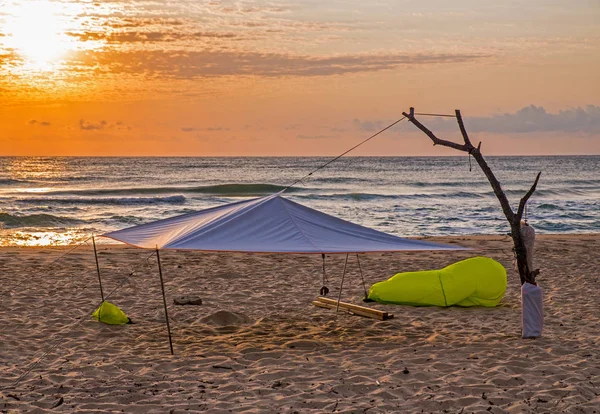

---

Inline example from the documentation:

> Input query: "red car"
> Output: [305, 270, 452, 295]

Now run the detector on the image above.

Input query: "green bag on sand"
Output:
[367, 256, 507, 307]
[92, 301, 130, 325]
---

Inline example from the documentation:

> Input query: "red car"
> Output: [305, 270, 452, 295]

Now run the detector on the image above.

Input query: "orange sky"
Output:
[1, 0, 599, 156]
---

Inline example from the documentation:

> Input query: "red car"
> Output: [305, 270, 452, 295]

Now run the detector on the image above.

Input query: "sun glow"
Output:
[2, 1, 79, 70]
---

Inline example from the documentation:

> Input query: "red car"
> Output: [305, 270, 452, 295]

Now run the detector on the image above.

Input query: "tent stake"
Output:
[155, 247, 174, 355]
[336, 254, 349, 313]
[92, 235, 105, 302]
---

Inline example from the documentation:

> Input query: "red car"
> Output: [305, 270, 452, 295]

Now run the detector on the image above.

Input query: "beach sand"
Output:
[0, 234, 599, 413]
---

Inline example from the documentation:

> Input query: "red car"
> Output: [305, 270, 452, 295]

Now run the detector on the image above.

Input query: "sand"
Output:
[0, 234, 599, 413]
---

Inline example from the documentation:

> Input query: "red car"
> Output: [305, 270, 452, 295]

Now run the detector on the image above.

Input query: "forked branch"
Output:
[403, 107, 542, 285]
[403, 110, 469, 152]
[455, 109, 474, 148]
[516, 172, 542, 223]
[402, 108, 518, 223]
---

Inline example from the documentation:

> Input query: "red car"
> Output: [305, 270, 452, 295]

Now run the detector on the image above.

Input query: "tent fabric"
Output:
[102, 193, 466, 254]
[366, 257, 507, 307]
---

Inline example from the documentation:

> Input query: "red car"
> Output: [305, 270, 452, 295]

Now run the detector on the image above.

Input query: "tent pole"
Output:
[336, 254, 349, 313]
[155, 247, 174, 355]
[356, 254, 368, 298]
[92, 235, 105, 302]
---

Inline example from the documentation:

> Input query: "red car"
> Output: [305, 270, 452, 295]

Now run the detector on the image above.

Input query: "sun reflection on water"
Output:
[0, 229, 89, 247]
[6, 157, 67, 181]
[1, 158, 77, 246]
[0, 229, 123, 247]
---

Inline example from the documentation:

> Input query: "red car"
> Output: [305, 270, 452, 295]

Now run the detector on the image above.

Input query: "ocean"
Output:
[0, 156, 598, 246]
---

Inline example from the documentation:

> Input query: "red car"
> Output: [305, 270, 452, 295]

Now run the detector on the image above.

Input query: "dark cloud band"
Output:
[68, 49, 486, 78]
[355, 105, 600, 134]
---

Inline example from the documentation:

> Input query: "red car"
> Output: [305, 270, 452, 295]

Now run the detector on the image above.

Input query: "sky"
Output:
[0, 0, 599, 156]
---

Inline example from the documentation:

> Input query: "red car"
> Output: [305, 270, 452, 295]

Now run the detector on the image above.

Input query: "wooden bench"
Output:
[312, 296, 393, 321]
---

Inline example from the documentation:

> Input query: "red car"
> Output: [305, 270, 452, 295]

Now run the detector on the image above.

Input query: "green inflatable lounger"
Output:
[367, 257, 507, 307]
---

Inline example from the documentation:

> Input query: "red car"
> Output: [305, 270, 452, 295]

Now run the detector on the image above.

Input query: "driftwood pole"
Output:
[336, 254, 350, 313]
[155, 247, 174, 355]
[402, 108, 541, 285]
[92, 235, 105, 302]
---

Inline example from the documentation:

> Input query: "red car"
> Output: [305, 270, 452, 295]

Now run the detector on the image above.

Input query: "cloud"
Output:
[465, 105, 600, 134]
[79, 119, 108, 130]
[215, 4, 289, 15]
[79, 119, 131, 131]
[27, 119, 51, 127]
[68, 31, 241, 43]
[0, 50, 20, 66]
[70, 49, 486, 79]
[329, 127, 348, 133]
[106, 18, 188, 29]
[352, 119, 388, 132]
[355, 105, 600, 135]
[296, 134, 335, 140]
[181, 126, 230, 132]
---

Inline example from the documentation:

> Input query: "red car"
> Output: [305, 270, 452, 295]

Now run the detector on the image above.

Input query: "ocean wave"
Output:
[505, 188, 595, 198]
[298, 191, 487, 201]
[0, 178, 31, 185]
[99, 215, 146, 225]
[536, 203, 560, 210]
[309, 177, 375, 184]
[555, 178, 600, 186]
[407, 181, 487, 188]
[297, 193, 397, 201]
[15, 195, 186, 206]
[0, 212, 85, 228]
[35, 183, 300, 197]
[341, 193, 397, 201]
[410, 191, 486, 199]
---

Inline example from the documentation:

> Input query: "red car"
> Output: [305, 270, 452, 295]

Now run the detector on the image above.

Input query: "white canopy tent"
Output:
[99, 193, 467, 354]
[102, 193, 463, 253]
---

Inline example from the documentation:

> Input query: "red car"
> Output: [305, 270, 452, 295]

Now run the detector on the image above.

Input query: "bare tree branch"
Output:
[516, 172, 542, 223]
[403, 109, 515, 223]
[405, 107, 543, 285]
[468, 150, 515, 224]
[455, 110, 474, 147]
[402, 111, 468, 152]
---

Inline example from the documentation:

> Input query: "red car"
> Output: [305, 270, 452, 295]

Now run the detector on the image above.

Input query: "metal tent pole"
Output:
[336, 254, 350, 313]
[92, 235, 105, 302]
[155, 247, 174, 355]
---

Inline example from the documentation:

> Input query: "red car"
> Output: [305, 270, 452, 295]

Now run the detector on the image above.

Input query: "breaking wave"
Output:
[0, 212, 85, 228]
[0, 179, 31, 185]
[17, 195, 186, 206]
[299, 191, 487, 201]
[37, 183, 300, 197]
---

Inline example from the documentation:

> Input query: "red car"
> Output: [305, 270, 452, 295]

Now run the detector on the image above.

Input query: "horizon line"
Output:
[1, 154, 599, 158]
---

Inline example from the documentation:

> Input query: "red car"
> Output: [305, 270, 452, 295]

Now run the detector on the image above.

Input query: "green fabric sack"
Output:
[92, 301, 130, 325]
[367, 256, 506, 307]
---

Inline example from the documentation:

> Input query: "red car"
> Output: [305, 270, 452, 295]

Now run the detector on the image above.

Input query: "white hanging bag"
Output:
[521, 282, 543, 338]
